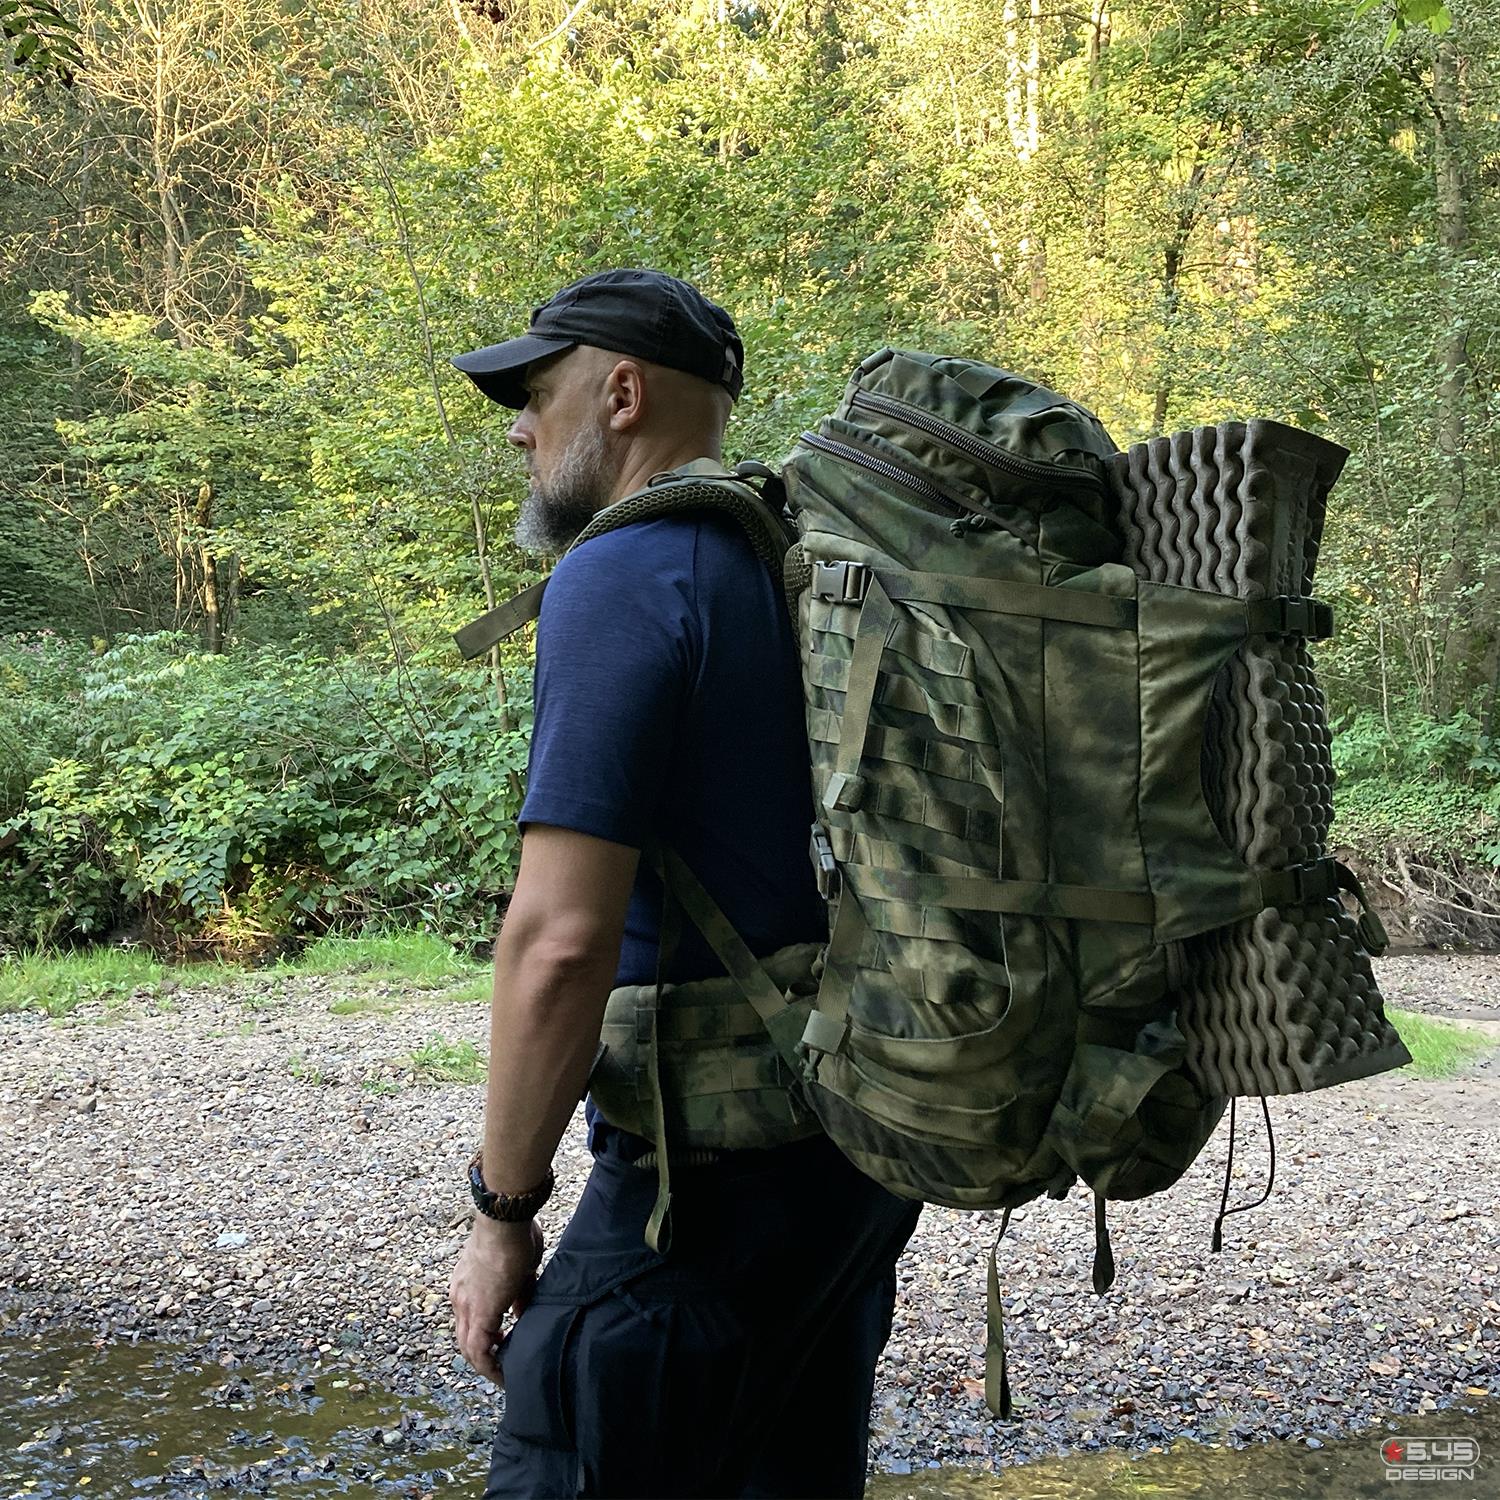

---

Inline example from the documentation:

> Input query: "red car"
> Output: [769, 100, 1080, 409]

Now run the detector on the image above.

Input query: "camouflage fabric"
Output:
[784, 350, 1233, 1222]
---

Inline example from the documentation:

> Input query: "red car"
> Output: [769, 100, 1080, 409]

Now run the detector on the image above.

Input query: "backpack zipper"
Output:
[849, 389, 1104, 493]
[796, 430, 987, 523]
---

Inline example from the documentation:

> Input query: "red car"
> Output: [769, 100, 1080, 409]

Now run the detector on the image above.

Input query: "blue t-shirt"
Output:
[517, 504, 826, 1156]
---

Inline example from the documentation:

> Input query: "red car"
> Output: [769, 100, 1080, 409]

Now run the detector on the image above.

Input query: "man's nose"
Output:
[507, 413, 534, 450]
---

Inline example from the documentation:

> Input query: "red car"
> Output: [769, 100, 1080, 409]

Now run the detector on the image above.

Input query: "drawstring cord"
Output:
[1211, 1095, 1277, 1252]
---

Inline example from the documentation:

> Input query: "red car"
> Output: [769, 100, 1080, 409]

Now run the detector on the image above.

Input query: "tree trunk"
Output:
[372, 145, 512, 728]
[1079, 0, 1110, 392]
[1003, 0, 1045, 306]
[1153, 162, 1205, 433]
[196, 481, 222, 653]
[71, 129, 91, 416]
[1431, 33, 1472, 717]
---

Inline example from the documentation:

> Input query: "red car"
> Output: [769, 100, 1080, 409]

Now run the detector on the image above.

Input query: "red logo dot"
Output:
[1382, 1440, 1406, 1464]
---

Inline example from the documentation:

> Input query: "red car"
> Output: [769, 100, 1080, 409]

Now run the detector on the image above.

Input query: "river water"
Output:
[3, 1332, 1495, 1498]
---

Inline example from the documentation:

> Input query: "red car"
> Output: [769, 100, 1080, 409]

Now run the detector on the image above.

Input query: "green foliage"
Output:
[0, 632, 528, 948]
[1332, 708, 1500, 862]
[1387, 1007, 1494, 1077]
[1354, 0, 1454, 46]
[1, 0, 82, 79]
[3, 0, 1498, 936]
[406, 1033, 486, 1084]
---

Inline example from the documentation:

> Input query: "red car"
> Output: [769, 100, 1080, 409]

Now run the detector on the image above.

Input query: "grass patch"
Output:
[0, 948, 165, 1016]
[285, 1051, 328, 1086]
[444, 974, 492, 1005]
[1, 931, 486, 1016]
[285, 930, 484, 988]
[1389, 1007, 1495, 1079]
[407, 1034, 486, 1084]
[328, 993, 398, 1017]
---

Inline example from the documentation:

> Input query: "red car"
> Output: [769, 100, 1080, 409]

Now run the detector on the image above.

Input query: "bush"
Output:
[0, 632, 529, 949]
[1331, 707, 1500, 865]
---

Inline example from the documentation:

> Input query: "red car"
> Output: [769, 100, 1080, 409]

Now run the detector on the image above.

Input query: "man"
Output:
[447, 268, 922, 1499]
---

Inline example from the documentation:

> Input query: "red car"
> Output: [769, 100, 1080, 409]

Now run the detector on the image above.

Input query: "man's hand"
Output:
[450, 1213, 545, 1385]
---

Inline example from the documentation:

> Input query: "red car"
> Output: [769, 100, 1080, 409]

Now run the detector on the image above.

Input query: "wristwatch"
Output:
[468, 1150, 555, 1222]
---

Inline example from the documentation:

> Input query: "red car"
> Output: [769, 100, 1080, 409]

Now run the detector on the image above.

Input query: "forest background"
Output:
[2, 0, 1497, 955]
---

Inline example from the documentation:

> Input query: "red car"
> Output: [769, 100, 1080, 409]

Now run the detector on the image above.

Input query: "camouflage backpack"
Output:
[455, 350, 1411, 1418]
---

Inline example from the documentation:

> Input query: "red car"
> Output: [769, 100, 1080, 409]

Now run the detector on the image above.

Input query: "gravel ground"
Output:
[2, 955, 1497, 1486]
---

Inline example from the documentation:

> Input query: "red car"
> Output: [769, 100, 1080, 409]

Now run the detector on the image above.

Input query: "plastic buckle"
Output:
[809, 823, 840, 900]
[1258, 595, 1334, 641]
[811, 560, 872, 604]
[1285, 859, 1335, 906]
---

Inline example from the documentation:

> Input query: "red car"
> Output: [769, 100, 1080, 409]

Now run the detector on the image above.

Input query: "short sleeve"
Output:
[518, 520, 700, 848]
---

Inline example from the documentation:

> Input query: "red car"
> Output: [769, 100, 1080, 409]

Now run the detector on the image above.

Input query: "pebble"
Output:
[1, 954, 1497, 1482]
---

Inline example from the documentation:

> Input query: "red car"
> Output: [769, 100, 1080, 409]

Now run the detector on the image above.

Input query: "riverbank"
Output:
[2, 953, 1497, 1486]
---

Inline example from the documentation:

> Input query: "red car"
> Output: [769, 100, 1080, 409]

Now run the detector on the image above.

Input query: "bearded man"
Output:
[446, 268, 921, 1499]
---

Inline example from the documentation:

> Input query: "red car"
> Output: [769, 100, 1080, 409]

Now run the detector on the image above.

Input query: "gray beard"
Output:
[513, 423, 614, 557]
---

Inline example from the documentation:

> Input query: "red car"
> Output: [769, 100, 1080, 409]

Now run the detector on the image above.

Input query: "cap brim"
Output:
[450, 333, 578, 408]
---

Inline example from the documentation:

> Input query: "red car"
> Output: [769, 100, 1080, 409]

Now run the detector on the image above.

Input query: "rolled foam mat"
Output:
[1112, 421, 1411, 1096]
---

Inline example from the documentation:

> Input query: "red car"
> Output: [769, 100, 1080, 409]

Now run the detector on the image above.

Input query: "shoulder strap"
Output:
[452, 463, 790, 661]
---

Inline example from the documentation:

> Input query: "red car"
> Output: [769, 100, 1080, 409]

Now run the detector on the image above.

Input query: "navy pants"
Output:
[482, 1130, 922, 1500]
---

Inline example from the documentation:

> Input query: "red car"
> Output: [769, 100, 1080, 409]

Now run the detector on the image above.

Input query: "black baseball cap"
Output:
[451, 268, 744, 409]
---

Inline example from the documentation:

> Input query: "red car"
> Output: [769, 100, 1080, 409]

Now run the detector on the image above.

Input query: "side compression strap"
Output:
[812, 560, 1332, 641]
[880, 569, 1137, 629]
[811, 561, 1135, 629]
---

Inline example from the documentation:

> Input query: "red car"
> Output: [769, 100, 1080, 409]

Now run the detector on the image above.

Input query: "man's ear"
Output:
[603, 359, 647, 432]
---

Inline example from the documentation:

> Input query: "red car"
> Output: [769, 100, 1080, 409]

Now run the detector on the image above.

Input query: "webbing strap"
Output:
[644, 866, 683, 1255]
[811, 565, 1334, 641]
[1092, 1194, 1116, 1294]
[1244, 595, 1334, 641]
[799, 578, 895, 1067]
[985, 1240, 1013, 1419]
[1257, 858, 1339, 909]
[800, 875, 872, 1063]
[832, 575, 897, 786]
[843, 864, 1154, 926]
[655, 847, 809, 1074]
[452, 579, 548, 660]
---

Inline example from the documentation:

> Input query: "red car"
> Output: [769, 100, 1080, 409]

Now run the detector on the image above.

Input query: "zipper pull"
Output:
[949, 514, 994, 538]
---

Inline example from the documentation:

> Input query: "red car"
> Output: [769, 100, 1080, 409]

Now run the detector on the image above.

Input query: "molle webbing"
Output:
[1112, 421, 1410, 1097]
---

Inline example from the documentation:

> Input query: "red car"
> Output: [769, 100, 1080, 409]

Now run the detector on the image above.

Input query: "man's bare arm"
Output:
[449, 822, 638, 1383]
[481, 823, 639, 1192]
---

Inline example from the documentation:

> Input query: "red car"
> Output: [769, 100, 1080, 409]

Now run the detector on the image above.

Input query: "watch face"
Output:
[468, 1160, 493, 1208]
